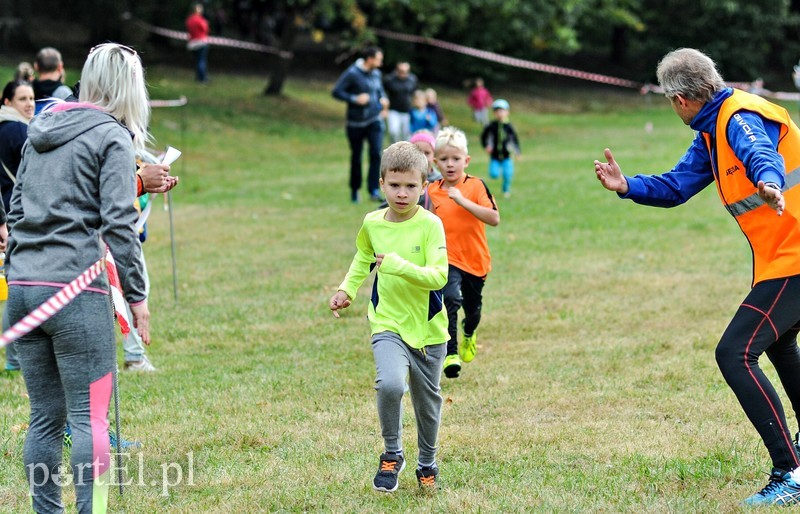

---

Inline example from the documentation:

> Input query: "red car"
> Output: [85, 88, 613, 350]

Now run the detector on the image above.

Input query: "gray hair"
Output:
[79, 43, 151, 150]
[380, 141, 428, 182]
[35, 47, 63, 73]
[435, 126, 469, 154]
[656, 48, 726, 103]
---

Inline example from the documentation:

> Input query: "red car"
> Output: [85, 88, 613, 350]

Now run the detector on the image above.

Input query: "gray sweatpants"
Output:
[372, 331, 445, 466]
[7, 286, 116, 514]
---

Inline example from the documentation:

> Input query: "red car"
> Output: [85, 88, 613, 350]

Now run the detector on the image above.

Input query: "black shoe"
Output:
[416, 465, 438, 490]
[373, 452, 405, 492]
[795, 431, 800, 456]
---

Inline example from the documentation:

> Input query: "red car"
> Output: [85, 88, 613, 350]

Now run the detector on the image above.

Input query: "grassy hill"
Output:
[0, 62, 794, 512]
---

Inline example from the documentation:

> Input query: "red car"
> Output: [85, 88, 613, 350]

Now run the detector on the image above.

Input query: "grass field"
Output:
[0, 61, 798, 512]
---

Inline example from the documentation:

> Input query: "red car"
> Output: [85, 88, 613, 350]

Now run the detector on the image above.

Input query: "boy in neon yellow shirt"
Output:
[329, 141, 448, 492]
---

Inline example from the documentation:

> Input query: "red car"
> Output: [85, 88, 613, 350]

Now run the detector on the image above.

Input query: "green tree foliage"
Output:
[630, 0, 793, 82]
[15, 0, 800, 92]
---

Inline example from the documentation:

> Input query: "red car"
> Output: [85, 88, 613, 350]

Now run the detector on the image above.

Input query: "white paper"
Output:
[162, 146, 182, 166]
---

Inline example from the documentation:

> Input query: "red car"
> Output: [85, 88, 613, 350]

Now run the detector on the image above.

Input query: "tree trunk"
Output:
[264, 9, 298, 96]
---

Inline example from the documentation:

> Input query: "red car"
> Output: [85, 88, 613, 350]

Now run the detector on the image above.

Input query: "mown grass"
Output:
[0, 61, 797, 512]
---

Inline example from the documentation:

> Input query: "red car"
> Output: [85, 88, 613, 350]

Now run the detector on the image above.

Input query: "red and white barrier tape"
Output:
[133, 20, 800, 102]
[105, 249, 131, 335]
[0, 259, 105, 348]
[149, 96, 188, 108]
[372, 27, 800, 102]
[135, 19, 292, 59]
[371, 28, 643, 89]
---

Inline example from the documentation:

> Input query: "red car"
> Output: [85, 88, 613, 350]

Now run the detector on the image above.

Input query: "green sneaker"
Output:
[443, 354, 461, 378]
[459, 324, 477, 363]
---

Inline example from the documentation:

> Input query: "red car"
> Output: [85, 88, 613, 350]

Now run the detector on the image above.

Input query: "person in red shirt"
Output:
[467, 77, 493, 126]
[185, 3, 210, 83]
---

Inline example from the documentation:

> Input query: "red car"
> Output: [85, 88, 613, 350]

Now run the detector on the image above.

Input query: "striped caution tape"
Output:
[372, 27, 800, 102]
[149, 96, 188, 108]
[0, 259, 106, 349]
[133, 19, 800, 102]
[371, 28, 643, 89]
[134, 19, 292, 59]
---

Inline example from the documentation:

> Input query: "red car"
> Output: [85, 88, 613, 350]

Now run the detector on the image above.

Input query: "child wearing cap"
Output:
[411, 130, 442, 210]
[480, 98, 521, 198]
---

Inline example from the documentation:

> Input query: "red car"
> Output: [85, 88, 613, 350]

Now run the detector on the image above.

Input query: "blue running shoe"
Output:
[109, 431, 142, 450]
[742, 468, 800, 506]
[63, 425, 72, 448]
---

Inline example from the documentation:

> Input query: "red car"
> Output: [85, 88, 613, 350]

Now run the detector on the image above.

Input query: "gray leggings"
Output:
[372, 331, 445, 466]
[6, 286, 116, 514]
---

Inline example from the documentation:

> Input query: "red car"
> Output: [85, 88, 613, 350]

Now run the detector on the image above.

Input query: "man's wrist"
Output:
[764, 182, 781, 191]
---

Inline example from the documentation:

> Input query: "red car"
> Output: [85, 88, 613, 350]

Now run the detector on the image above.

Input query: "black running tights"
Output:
[716, 275, 800, 471]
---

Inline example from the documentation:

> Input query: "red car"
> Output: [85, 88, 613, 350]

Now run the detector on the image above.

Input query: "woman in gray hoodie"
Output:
[5, 43, 151, 514]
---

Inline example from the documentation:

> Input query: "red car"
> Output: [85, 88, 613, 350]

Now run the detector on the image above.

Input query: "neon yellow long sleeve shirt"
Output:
[338, 207, 449, 349]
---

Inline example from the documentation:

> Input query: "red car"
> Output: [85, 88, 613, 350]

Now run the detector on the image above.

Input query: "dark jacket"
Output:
[0, 116, 27, 214]
[383, 72, 417, 113]
[32, 79, 72, 101]
[481, 120, 520, 161]
[331, 59, 387, 128]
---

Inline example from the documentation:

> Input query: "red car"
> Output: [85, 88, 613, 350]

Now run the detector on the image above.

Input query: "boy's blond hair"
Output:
[435, 126, 468, 154]
[380, 141, 428, 182]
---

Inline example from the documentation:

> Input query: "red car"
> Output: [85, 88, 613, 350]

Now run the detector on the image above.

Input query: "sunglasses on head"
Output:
[89, 43, 137, 57]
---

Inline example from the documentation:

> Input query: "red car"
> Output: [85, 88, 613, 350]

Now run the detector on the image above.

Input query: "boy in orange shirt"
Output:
[427, 127, 500, 378]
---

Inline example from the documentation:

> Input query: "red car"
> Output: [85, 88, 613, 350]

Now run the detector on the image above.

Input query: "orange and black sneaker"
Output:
[416, 465, 438, 490]
[373, 452, 405, 492]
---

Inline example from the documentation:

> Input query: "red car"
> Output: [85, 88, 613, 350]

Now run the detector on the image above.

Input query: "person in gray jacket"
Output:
[5, 43, 151, 514]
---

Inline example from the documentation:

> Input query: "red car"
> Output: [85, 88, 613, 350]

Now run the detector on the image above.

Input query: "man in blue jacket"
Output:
[595, 48, 800, 507]
[332, 46, 389, 203]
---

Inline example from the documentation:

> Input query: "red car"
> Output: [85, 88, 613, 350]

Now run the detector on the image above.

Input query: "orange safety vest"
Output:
[703, 89, 800, 286]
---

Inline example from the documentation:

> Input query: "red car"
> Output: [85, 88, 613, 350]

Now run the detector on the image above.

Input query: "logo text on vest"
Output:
[733, 113, 757, 143]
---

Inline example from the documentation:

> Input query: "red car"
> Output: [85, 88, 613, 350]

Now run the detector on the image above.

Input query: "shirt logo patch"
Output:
[733, 113, 757, 143]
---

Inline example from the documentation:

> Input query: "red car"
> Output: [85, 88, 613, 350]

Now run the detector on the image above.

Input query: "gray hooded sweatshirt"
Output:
[6, 105, 146, 305]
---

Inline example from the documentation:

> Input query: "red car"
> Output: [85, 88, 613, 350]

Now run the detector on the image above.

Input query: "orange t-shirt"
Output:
[427, 174, 498, 277]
